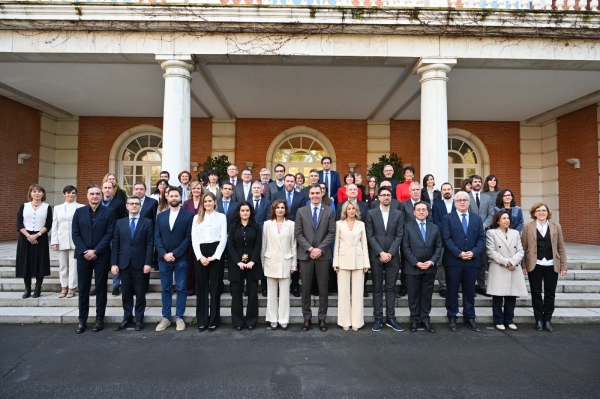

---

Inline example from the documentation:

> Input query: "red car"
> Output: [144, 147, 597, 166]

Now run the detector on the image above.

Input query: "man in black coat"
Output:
[133, 182, 158, 225]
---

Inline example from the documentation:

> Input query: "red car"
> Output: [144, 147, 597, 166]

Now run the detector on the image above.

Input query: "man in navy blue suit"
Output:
[216, 182, 237, 231]
[133, 182, 158, 224]
[154, 186, 194, 332]
[432, 182, 455, 299]
[318, 156, 341, 204]
[441, 190, 486, 333]
[72, 184, 116, 334]
[250, 181, 271, 296]
[111, 195, 154, 332]
[274, 174, 306, 220]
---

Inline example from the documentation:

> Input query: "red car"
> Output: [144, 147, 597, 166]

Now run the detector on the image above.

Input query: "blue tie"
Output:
[313, 206, 318, 229]
[130, 217, 136, 239]
[287, 191, 292, 208]
[461, 213, 468, 235]
[224, 201, 229, 214]
[324, 172, 329, 194]
[420, 222, 426, 241]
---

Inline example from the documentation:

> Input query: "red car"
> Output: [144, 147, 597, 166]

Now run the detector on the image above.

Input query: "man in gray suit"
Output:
[267, 163, 286, 200]
[401, 202, 443, 333]
[469, 175, 494, 297]
[234, 168, 253, 203]
[365, 186, 405, 332]
[295, 184, 336, 332]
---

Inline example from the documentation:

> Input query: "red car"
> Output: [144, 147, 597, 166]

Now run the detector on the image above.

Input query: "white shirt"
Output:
[536, 220, 554, 266]
[277, 180, 284, 188]
[380, 206, 389, 230]
[192, 211, 228, 260]
[444, 199, 453, 213]
[456, 210, 469, 226]
[243, 183, 251, 199]
[169, 209, 180, 230]
[252, 197, 261, 210]
[311, 203, 322, 221]
[22, 202, 50, 232]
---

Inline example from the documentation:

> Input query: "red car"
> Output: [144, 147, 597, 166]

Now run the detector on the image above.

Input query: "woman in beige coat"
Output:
[261, 200, 296, 330]
[486, 209, 526, 331]
[333, 202, 370, 331]
[521, 202, 567, 332]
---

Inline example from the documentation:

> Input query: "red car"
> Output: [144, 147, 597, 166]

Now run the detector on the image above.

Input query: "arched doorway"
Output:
[118, 133, 163, 195]
[447, 129, 490, 193]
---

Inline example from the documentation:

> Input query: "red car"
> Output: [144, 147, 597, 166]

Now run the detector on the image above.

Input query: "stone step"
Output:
[1, 306, 599, 325]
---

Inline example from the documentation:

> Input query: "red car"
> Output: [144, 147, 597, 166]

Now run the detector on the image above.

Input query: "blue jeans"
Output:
[158, 260, 187, 319]
[112, 272, 121, 289]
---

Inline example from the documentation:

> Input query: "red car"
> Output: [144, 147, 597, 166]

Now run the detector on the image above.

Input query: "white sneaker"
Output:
[507, 324, 517, 330]
[155, 317, 171, 332]
[495, 324, 506, 331]
[176, 318, 186, 331]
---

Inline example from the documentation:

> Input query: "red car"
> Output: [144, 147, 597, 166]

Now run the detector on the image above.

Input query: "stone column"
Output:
[157, 55, 195, 186]
[415, 58, 456, 185]
[367, 121, 390, 166]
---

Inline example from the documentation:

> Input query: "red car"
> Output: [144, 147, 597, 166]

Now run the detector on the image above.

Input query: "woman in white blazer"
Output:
[51, 185, 84, 298]
[333, 202, 370, 331]
[261, 200, 296, 330]
[486, 209, 526, 331]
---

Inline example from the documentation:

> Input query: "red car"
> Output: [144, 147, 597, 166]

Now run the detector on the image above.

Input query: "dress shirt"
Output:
[276, 180, 284, 188]
[139, 196, 145, 208]
[444, 199, 453, 213]
[411, 199, 419, 208]
[380, 206, 389, 230]
[311, 203, 322, 221]
[426, 188, 434, 202]
[324, 171, 331, 194]
[456, 210, 469, 226]
[169, 209, 180, 230]
[473, 191, 481, 208]
[536, 220, 554, 265]
[206, 184, 219, 196]
[191, 211, 228, 260]
[230, 178, 237, 186]
[252, 197, 261, 209]
[243, 183, 251, 199]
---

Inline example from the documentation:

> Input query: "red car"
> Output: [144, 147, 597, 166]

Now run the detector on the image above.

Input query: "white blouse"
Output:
[192, 211, 227, 260]
[22, 202, 50, 232]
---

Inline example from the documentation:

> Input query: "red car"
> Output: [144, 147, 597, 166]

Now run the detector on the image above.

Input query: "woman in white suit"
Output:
[333, 202, 370, 331]
[486, 209, 526, 331]
[51, 185, 84, 298]
[261, 200, 296, 330]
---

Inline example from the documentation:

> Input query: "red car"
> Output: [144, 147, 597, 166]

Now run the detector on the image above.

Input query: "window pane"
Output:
[126, 140, 141, 154]
[463, 149, 477, 164]
[151, 166, 162, 188]
[149, 135, 162, 148]
[448, 152, 462, 164]
[451, 138, 463, 152]
[288, 137, 301, 148]
[454, 168, 464, 178]
[122, 149, 134, 161]
[290, 151, 312, 163]
[137, 150, 161, 161]
[310, 141, 323, 151]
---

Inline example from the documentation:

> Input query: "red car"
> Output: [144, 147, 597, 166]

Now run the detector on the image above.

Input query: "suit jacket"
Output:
[401, 199, 433, 224]
[401, 220, 442, 275]
[72, 205, 116, 259]
[521, 220, 567, 274]
[217, 198, 238, 231]
[332, 220, 370, 271]
[204, 184, 222, 201]
[182, 198, 200, 216]
[441, 211, 486, 268]
[469, 191, 494, 228]
[369, 198, 403, 211]
[273, 189, 306, 221]
[139, 196, 158, 222]
[261, 219, 297, 279]
[318, 170, 341, 202]
[432, 200, 455, 230]
[336, 200, 368, 222]
[250, 197, 271, 227]
[154, 208, 194, 263]
[111, 216, 154, 270]
[421, 188, 442, 205]
[104, 197, 126, 220]
[493, 206, 524, 233]
[295, 204, 336, 261]
[363, 191, 377, 206]
[234, 182, 253, 203]
[267, 181, 284, 201]
[227, 222, 263, 282]
[51, 202, 85, 250]
[365, 207, 404, 267]
[485, 228, 528, 297]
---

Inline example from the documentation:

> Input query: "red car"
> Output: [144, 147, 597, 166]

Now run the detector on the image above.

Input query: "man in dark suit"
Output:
[365, 186, 405, 332]
[216, 182, 237, 231]
[226, 164, 242, 189]
[336, 183, 368, 221]
[100, 181, 127, 296]
[111, 195, 153, 332]
[432, 182, 455, 299]
[381, 164, 400, 199]
[72, 184, 116, 334]
[441, 191, 486, 333]
[468, 174, 494, 297]
[295, 184, 336, 332]
[369, 180, 403, 211]
[250, 181, 271, 227]
[402, 202, 443, 333]
[234, 168, 253, 203]
[154, 186, 194, 333]
[267, 163, 286, 200]
[133, 182, 158, 223]
[318, 156, 341, 204]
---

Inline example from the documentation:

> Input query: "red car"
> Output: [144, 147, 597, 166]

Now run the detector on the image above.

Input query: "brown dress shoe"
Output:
[301, 319, 311, 332]
[319, 319, 328, 332]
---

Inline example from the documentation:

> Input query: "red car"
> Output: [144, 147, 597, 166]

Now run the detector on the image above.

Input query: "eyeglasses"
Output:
[503, 194, 513, 197]
[378, 194, 391, 197]
[456, 199, 469, 203]
[535, 209, 548, 213]
[128, 203, 141, 206]
[275, 170, 284, 173]
[89, 193, 101, 196]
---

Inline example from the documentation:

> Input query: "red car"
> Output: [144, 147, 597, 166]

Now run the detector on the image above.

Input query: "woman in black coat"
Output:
[227, 202, 263, 331]
[421, 174, 442, 205]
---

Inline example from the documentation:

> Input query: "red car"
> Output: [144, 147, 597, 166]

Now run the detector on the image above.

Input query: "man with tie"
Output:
[432, 182, 456, 298]
[267, 164, 286, 200]
[365, 186, 405, 332]
[250, 181, 272, 296]
[441, 191, 486, 332]
[336, 183, 368, 221]
[111, 196, 153, 331]
[295, 184, 336, 332]
[217, 182, 237, 230]
[259, 168, 272, 197]
[227, 164, 242, 189]
[402, 202, 443, 333]
[133, 182, 158, 224]
[468, 174, 494, 297]
[71, 184, 116, 334]
[234, 168, 253, 203]
[318, 156, 341, 204]
[154, 187, 194, 332]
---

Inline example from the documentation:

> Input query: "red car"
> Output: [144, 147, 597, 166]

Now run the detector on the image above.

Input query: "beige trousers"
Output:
[337, 269, 364, 329]
[58, 249, 78, 289]
[266, 277, 290, 324]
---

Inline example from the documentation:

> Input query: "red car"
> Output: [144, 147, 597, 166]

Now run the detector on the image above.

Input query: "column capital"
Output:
[413, 58, 457, 76]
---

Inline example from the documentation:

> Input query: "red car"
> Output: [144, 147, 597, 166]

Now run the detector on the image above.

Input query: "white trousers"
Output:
[266, 277, 290, 325]
[58, 249, 78, 289]
[337, 269, 364, 329]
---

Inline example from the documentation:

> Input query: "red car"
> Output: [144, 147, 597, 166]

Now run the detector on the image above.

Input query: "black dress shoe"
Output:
[208, 326, 217, 332]
[197, 326, 206, 332]
[292, 288, 300, 298]
[92, 320, 104, 332]
[476, 286, 491, 297]
[302, 319, 311, 332]
[438, 288, 446, 298]
[32, 285, 42, 298]
[22, 288, 31, 299]
[235, 326, 242, 331]
[398, 285, 408, 297]
[262, 290, 267, 297]
[422, 321, 436, 333]
[248, 325, 255, 331]
[544, 321, 554, 332]
[448, 317, 458, 332]
[114, 320, 132, 331]
[534, 320, 543, 331]
[76, 322, 87, 334]
[410, 320, 418, 332]
[135, 322, 144, 331]
[464, 319, 482, 332]
[318, 319, 328, 332]
[363, 291, 369, 298]
[112, 287, 120, 296]
[243, 291, 248, 297]
[89, 288, 97, 296]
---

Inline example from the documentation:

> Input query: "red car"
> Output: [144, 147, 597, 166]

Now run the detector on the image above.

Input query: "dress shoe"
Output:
[386, 318, 404, 332]
[235, 326, 242, 332]
[363, 291, 369, 298]
[280, 323, 288, 330]
[197, 326, 206, 332]
[476, 286, 491, 297]
[112, 287, 120, 296]
[398, 285, 408, 297]
[89, 288, 97, 296]
[66, 289, 76, 298]
[208, 326, 217, 332]
[448, 317, 458, 332]
[243, 291, 248, 297]
[507, 324, 517, 331]
[76, 322, 87, 334]
[22, 287, 31, 299]
[291, 288, 300, 298]
[262, 290, 267, 297]
[422, 321, 435, 333]
[92, 320, 104, 332]
[495, 324, 506, 331]
[58, 288, 68, 298]
[248, 325, 255, 331]
[301, 319, 311, 332]
[135, 322, 144, 331]
[114, 320, 132, 331]
[464, 319, 481, 332]
[270, 322, 278, 330]
[438, 288, 446, 298]
[318, 319, 328, 332]
[352, 327, 359, 332]
[372, 319, 382, 332]
[534, 320, 543, 331]
[32, 284, 42, 298]
[343, 326, 349, 331]
[410, 320, 418, 332]
[544, 321, 554, 332]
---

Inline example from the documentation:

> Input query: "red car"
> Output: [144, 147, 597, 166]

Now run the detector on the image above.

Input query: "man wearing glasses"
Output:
[267, 163, 286, 200]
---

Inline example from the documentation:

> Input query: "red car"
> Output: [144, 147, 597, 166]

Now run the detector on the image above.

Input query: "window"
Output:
[273, 135, 328, 179]
[119, 133, 163, 195]
[448, 136, 480, 193]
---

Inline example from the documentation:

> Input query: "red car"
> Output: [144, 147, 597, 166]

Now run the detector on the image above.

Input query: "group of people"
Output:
[15, 160, 567, 334]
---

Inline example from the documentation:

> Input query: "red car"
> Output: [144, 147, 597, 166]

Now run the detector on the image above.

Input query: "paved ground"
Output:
[1, 323, 599, 398]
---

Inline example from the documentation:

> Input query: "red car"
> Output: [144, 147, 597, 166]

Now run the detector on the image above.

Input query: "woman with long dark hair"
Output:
[421, 174, 441, 205]
[493, 188, 524, 233]
[150, 179, 169, 214]
[483, 174, 501, 203]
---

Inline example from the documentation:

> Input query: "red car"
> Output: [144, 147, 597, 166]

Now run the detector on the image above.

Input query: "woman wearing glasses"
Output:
[493, 189, 524, 233]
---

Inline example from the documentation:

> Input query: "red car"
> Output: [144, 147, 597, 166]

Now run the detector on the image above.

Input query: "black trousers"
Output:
[120, 265, 149, 323]
[230, 271, 259, 328]
[406, 273, 436, 322]
[195, 242, 223, 328]
[299, 259, 329, 321]
[77, 256, 110, 322]
[492, 296, 517, 325]
[371, 260, 399, 320]
[528, 265, 559, 322]
[290, 269, 300, 291]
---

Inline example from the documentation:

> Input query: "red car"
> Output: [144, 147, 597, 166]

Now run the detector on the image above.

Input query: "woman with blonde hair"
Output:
[183, 180, 203, 295]
[333, 202, 369, 331]
[102, 173, 128, 203]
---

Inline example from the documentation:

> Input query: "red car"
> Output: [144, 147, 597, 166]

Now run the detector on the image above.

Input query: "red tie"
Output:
[262, 183, 267, 195]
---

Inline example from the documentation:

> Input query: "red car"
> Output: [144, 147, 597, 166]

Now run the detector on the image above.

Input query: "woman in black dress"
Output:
[227, 202, 263, 331]
[16, 184, 52, 298]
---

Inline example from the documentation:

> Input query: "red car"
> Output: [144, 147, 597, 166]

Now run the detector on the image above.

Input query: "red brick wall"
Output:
[557, 105, 600, 244]
[0, 96, 41, 241]
[390, 120, 421, 175]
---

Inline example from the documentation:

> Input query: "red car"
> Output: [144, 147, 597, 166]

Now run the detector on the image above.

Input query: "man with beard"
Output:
[468, 175, 494, 297]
